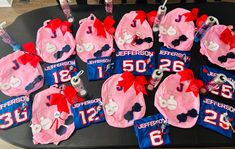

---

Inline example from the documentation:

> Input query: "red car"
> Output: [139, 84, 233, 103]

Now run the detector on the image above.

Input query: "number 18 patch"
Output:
[114, 49, 155, 76]
[157, 46, 190, 72]
[134, 114, 170, 149]
[0, 95, 32, 130]
[200, 65, 235, 100]
[197, 96, 235, 138]
[43, 57, 79, 86]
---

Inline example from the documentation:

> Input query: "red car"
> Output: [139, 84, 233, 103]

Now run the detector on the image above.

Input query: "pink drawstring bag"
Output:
[75, 14, 115, 62]
[101, 72, 147, 128]
[154, 69, 203, 128]
[36, 18, 75, 63]
[115, 10, 156, 51]
[31, 86, 75, 145]
[0, 43, 44, 97]
[159, 8, 195, 51]
[200, 25, 235, 70]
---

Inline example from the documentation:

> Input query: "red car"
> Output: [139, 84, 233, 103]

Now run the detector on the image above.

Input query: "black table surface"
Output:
[0, 2, 235, 149]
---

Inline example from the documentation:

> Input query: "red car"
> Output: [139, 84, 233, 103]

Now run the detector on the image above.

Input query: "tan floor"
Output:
[0, 0, 235, 148]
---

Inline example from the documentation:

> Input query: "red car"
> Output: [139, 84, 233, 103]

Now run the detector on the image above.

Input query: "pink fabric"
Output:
[115, 11, 153, 51]
[0, 50, 43, 96]
[75, 14, 114, 62]
[36, 20, 75, 63]
[154, 73, 199, 128]
[31, 86, 75, 145]
[200, 25, 235, 70]
[101, 74, 146, 128]
[159, 8, 195, 51]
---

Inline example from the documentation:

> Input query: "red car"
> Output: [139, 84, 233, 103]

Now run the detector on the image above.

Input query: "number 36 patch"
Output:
[114, 49, 155, 76]
[43, 57, 79, 86]
[157, 47, 190, 73]
[0, 95, 31, 130]
[197, 96, 235, 138]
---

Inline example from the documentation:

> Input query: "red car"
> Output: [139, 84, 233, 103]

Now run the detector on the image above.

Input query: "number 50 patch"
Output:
[114, 49, 155, 76]
[157, 47, 190, 73]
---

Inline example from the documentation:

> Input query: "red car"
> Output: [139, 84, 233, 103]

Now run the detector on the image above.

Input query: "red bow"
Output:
[134, 10, 157, 26]
[49, 86, 85, 114]
[46, 18, 72, 35]
[17, 42, 41, 68]
[63, 86, 84, 105]
[183, 8, 208, 29]
[220, 28, 235, 50]
[49, 93, 70, 114]
[178, 69, 203, 97]
[117, 71, 148, 95]
[94, 16, 115, 38]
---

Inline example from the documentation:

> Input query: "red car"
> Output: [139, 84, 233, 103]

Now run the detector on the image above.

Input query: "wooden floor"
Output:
[0, 0, 235, 148]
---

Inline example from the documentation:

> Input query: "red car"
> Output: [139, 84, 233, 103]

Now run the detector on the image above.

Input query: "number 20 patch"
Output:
[114, 49, 155, 75]
[197, 96, 235, 138]
[157, 47, 190, 72]
[43, 58, 79, 86]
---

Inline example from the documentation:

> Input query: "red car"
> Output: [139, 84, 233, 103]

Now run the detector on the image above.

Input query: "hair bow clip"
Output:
[93, 44, 110, 57]
[124, 102, 142, 122]
[25, 75, 43, 91]
[177, 108, 198, 123]
[134, 37, 153, 45]
[220, 27, 235, 50]
[171, 35, 188, 47]
[54, 44, 71, 59]
[218, 52, 235, 63]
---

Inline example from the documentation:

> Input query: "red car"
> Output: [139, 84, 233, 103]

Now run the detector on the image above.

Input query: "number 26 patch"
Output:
[43, 57, 79, 86]
[197, 96, 235, 138]
[157, 47, 190, 72]
[114, 49, 155, 75]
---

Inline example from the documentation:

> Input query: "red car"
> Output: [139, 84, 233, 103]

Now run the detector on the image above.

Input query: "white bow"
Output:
[159, 26, 177, 36]
[30, 117, 52, 134]
[159, 96, 177, 110]
[105, 98, 118, 116]
[117, 32, 133, 45]
[0, 76, 21, 91]
[204, 40, 219, 51]
[76, 43, 94, 53]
